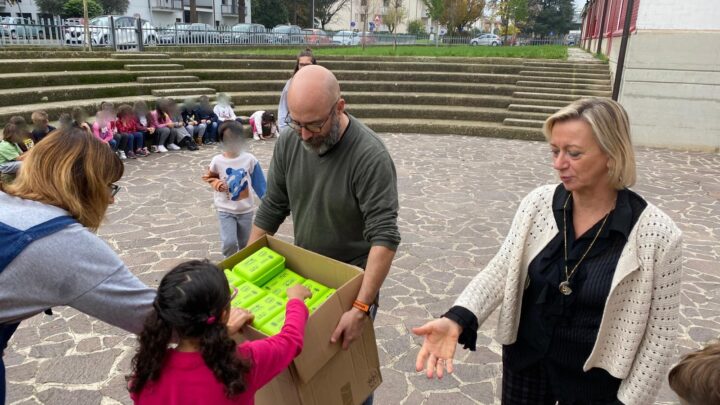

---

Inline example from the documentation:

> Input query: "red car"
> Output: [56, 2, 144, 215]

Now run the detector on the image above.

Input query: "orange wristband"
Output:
[352, 300, 370, 314]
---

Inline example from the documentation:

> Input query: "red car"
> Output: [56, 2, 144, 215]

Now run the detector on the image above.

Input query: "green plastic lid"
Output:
[249, 294, 285, 328]
[308, 288, 336, 313]
[302, 279, 329, 305]
[224, 269, 245, 287]
[231, 282, 267, 309]
[233, 247, 285, 286]
[258, 311, 286, 336]
[264, 269, 306, 298]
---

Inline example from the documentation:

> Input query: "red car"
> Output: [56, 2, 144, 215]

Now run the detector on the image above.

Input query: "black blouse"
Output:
[445, 185, 647, 402]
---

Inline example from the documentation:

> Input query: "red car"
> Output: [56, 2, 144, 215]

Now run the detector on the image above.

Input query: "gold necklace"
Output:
[560, 194, 610, 295]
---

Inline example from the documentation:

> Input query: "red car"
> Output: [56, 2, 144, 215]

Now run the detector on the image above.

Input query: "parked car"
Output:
[1, 17, 45, 40]
[271, 25, 305, 44]
[302, 28, 331, 45]
[470, 33, 502, 46]
[332, 30, 357, 45]
[158, 23, 221, 44]
[224, 23, 269, 44]
[64, 16, 157, 46]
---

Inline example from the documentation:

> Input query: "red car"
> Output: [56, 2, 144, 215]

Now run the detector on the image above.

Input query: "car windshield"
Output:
[273, 26, 290, 33]
[233, 25, 251, 32]
[90, 17, 108, 26]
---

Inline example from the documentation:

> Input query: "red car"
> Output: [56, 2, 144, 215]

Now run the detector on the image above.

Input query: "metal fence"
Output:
[0, 17, 569, 49]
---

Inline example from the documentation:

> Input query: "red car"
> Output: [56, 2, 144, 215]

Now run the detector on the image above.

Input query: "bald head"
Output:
[287, 65, 341, 122]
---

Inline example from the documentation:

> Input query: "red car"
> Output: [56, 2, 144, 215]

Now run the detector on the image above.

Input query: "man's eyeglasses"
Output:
[284, 100, 339, 134]
[109, 184, 120, 197]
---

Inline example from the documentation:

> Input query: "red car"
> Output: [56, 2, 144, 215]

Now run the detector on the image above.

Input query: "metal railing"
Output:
[221, 4, 239, 15]
[153, 0, 183, 10]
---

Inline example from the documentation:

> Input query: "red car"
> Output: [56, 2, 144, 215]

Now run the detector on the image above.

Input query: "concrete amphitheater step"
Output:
[0, 59, 140, 73]
[523, 61, 608, 70]
[111, 53, 170, 59]
[503, 118, 545, 128]
[519, 70, 610, 80]
[361, 118, 544, 140]
[188, 69, 519, 85]
[516, 75, 611, 85]
[520, 66, 610, 75]
[509, 104, 562, 114]
[163, 52, 530, 65]
[516, 80, 611, 91]
[0, 70, 139, 90]
[513, 92, 602, 102]
[137, 76, 200, 83]
[509, 97, 575, 107]
[124, 63, 185, 71]
[151, 87, 217, 97]
[200, 80, 517, 96]
[514, 86, 611, 97]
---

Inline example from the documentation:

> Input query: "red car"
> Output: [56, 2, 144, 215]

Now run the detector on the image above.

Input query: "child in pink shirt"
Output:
[129, 260, 311, 405]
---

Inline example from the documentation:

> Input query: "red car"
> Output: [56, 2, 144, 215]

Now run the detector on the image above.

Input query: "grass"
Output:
[224, 45, 568, 59]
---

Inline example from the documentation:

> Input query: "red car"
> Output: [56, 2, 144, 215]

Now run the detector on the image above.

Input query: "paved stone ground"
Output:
[5, 134, 720, 405]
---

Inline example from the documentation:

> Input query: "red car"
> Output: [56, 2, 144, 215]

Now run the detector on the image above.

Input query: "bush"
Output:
[407, 20, 426, 36]
[62, 0, 103, 19]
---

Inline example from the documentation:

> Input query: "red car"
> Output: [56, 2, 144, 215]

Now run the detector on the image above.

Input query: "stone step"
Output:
[165, 52, 530, 65]
[503, 118, 545, 128]
[514, 86, 611, 97]
[189, 69, 519, 85]
[519, 70, 610, 80]
[129, 70, 190, 77]
[137, 76, 200, 83]
[200, 80, 517, 96]
[510, 97, 574, 107]
[509, 104, 562, 114]
[516, 80, 611, 91]
[111, 53, 170, 59]
[0, 70, 138, 90]
[513, 92, 600, 102]
[151, 87, 216, 97]
[524, 61, 608, 70]
[124, 64, 184, 71]
[517, 75, 611, 85]
[520, 65, 610, 75]
[361, 118, 544, 140]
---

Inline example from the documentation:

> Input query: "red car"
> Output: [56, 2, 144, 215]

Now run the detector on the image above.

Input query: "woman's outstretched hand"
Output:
[412, 318, 462, 380]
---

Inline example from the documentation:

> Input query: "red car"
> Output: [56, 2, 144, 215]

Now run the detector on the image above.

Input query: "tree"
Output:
[98, 0, 129, 15]
[527, 0, 573, 37]
[189, 0, 198, 22]
[497, 0, 528, 42]
[252, 0, 289, 28]
[442, 0, 484, 34]
[62, 0, 103, 19]
[315, 0, 350, 29]
[384, 0, 406, 48]
[35, 0, 65, 17]
[407, 19, 426, 36]
[422, 0, 444, 44]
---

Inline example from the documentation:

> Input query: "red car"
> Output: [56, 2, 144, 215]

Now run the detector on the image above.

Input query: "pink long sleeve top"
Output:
[131, 299, 309, 405]
[92, 121, 116, 143]
[150, 110, 173, 128]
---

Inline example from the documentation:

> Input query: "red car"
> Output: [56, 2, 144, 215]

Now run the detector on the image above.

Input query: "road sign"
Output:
[350, 21, 356, 28]
[439, 27, 447, 36]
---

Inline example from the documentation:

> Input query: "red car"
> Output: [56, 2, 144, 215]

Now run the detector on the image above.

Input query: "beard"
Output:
[301, 115, 341, 155]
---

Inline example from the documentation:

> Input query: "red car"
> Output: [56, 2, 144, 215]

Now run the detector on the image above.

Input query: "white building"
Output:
[581, 0, 720, 150]
[324, 0, 430, 34]
[0, 0, 251, 28]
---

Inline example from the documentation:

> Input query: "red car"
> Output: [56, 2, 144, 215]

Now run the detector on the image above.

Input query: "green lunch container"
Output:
[302, 279, 329, 306]
[231, 282, 267, 309]
[263, 269, 306, 298]
[308, 288, 336, 313]
[249, 294, 285, 329]
[232, 247, 286, 286]
[259, 311, 286, 336]
[224, 269, 245, 287]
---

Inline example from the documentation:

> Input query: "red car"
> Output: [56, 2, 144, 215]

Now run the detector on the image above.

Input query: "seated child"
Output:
[0, 123, 27, 184]
[213, 93, 243, 126]
[249, 111, 279, 141]
[668, 341, 720, 405]
[167, 100, 199, 151]
[71, 107, 93, 136]
[57, 113, 73, 131]
[129, 260, 311, 405]
[194, 95, 219, 145]
[30, 110, 56, 143]
[116, 104, 149, 157]
[8, 116, 34, 151]
[150, 99, 180, 153]
[181, 97, 206, 146]
[203, 121, 266, 258]
[92, 107, 127, 159]
[133, 100, 156, 151]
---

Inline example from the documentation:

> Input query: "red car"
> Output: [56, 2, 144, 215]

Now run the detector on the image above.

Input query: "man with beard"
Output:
[248, 65, 400, 405]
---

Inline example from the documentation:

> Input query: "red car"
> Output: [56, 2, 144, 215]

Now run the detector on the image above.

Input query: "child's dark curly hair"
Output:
[127, 260, 251, 397]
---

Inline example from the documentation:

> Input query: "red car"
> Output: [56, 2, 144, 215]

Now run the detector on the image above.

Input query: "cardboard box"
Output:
[219, 235, 382, 405]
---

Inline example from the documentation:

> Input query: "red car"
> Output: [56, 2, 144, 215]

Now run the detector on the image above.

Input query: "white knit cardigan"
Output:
[455, 184, 683, 405]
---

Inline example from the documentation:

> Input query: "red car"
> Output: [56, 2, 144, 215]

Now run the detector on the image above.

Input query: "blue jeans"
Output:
[1, 323, 20, 405]
[108, 138, 118, 151]
[217, 211, 253, 258]
[203, 121, 218, 143]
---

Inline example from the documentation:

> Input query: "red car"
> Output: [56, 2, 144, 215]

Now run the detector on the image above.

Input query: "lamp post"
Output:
[83, 0, 91, 51]
[312, 0, 315, 28]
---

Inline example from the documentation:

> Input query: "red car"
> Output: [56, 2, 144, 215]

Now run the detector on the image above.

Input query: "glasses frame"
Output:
[110, 184, 120, 197]
[284, 99, 339, 134]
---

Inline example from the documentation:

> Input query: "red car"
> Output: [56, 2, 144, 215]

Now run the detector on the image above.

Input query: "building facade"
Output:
[324, 0, 430, 34]
[0, 0, 251, 28]
[581, 0, 720, 150]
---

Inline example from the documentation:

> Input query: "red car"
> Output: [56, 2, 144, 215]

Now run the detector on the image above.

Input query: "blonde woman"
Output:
[414, 98, 682, 405]
[0, 129, 155, 402]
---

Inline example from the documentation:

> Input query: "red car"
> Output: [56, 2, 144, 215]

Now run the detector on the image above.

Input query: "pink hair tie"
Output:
[206, 316, 217, 325]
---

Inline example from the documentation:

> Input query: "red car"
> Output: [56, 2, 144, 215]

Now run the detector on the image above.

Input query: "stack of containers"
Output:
[225, 247, 336, 336]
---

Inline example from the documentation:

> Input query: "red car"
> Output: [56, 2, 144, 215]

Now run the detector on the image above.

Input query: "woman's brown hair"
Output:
[668, 341, 720, 405]
[5, 127, 124, 231]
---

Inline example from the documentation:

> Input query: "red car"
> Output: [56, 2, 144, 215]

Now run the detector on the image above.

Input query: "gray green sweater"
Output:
[255, 114, 401, 268]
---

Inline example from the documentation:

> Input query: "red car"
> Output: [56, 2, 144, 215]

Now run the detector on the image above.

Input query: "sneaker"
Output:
[253, 134, 260, 141]
[150, 145, 158, 153]
[142, 147, 150, 155]
[157, 145, 168, 153]
[167, 143, 181, 151]
[118, 151, 127, 160]
[127, 151, 137, 159]
[135, 148, 147, 157]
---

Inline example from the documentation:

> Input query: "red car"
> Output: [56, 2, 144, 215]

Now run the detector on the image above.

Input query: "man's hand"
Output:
[330, 307, 368, 350]
[226, 307, 254, 336]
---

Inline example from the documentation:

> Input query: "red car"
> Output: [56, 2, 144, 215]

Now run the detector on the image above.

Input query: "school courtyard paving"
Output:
[5, 134, 720, 405]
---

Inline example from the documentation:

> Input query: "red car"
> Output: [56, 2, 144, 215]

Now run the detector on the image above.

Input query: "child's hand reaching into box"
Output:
[287, 285, 312, 302]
